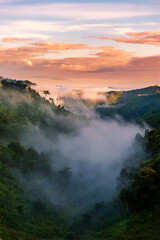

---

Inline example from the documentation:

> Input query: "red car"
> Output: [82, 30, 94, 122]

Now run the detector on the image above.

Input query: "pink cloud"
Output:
[2, 37, 32, 43]
[100, 31, 160, 45]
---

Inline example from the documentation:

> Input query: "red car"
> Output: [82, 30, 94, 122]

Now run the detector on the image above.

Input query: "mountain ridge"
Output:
[97, 85, 160, 127]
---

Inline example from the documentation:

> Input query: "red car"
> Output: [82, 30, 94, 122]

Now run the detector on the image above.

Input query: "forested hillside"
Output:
[77, 127, 160, 240]
[0, 80, 160, 240]
[97, 86, 160, 127]
[0, 79, 72, 239]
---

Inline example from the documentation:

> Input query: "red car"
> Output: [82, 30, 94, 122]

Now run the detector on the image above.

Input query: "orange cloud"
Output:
[0, 46, 46, 64]
[0, 39, 160, 88]
[2, 37, 32, 43]
[27, 51, 160, 88]
[0, 42, 89, 62]
[0, 42, 154, 74]
[31, 41, 91, 51]
[0, 39, 91, 63]
[0, 41, 131, 68]
[1, 54, 160, 89]
[100, 31, 160, 45]
[95, 46, 132, 60]
[58, 47, 131, 72]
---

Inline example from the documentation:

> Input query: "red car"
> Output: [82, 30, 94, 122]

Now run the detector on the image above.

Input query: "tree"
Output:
[43, 90, 50, 99]
[49, 97, 54, 104]
[116, 168, 129, 191]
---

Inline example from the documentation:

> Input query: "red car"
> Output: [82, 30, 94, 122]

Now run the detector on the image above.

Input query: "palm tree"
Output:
[43, 90, 50, 99]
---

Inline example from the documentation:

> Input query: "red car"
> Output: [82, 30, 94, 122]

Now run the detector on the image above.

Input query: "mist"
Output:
[0, 86, 147, 211]
[19, 96, 146, 210]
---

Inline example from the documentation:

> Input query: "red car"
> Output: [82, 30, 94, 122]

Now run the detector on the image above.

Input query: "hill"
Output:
[97, 86, 160, 127]
[0, 79, 72, 239]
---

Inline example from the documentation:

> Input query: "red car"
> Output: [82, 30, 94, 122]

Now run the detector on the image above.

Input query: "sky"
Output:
[0, 0, 160, 90]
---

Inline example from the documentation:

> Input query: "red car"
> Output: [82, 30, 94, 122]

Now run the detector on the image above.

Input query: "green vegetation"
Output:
[98, 85, 160, 127]
[0, 79, 160, 239]
[0, 80, 71, 239]
[71, 126, 160, 240]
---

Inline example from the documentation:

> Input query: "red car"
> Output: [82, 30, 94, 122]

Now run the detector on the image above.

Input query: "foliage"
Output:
[146, 127, 160, 154]
[0, 142, 69, 239]
[106, 91, 122, 104]
[0, 80, 160, 239]
[0, 81, 72, 239]
[91, 206, 160, 240]
[97, 86, 160, 127]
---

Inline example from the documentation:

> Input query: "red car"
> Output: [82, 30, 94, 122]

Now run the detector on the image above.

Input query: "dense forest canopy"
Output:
[0, 79, 160, 240]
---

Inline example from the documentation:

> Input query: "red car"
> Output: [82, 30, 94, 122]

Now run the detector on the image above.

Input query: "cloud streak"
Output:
[100, 31, 160, 46]
[0, 40, 92, 64]
[0, 3, 158, 21]
[32, 41, 91, 51]
[2, 37, 32, 43]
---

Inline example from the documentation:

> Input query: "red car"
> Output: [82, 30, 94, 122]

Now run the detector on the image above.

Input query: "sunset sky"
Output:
[0, 0, 160, 91]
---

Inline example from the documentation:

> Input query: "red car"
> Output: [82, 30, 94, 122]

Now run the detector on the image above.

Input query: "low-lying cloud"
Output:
[19, 93, 146, 209]
[1, 87, 146, 210]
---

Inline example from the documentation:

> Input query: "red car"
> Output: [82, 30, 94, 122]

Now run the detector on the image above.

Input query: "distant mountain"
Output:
[96, 86, 160, 127]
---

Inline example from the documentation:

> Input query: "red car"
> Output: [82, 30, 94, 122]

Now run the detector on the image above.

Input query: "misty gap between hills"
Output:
[15, 90, 147, 210]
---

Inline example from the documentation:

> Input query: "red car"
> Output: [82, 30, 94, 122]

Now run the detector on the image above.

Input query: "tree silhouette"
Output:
[49, 97, 54, 104]
[43, 90, 50, 99]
